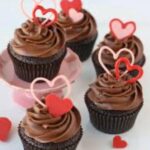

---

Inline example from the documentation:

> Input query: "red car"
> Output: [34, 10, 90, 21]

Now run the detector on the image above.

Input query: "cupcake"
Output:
[58, 0, 98, 61]
[85, 57, 144, 134]
[8, 7, 66, 82]
[18, 76, 83, 150]
[92, 19, 145, 76]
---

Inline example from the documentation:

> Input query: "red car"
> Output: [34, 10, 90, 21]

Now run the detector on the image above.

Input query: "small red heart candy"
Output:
[113, 136, 128, 148]
[0, 118, 12, 141]
[60, 0, 82, 15]
[45, 94, 73, 117]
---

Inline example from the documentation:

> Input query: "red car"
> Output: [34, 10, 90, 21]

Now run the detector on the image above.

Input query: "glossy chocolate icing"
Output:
[21, 101, 81, 143]
[88, 71, 143, 111]
[11, 20, 65, 58]
[58, 9, 97, 42]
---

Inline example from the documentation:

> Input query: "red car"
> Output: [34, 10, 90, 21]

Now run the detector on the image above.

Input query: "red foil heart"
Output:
[115, 57, 143, 83]
[110, 18, 136, 40]
[45, 94, 73, 117]
[60, 0, 82, 15]
[32, 5, 58, 27]
[0, 118, 12, 141]
[113, 136, 128, 148]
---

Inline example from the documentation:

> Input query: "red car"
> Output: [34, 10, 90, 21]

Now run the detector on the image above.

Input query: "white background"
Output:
[0, 0, 150, 150]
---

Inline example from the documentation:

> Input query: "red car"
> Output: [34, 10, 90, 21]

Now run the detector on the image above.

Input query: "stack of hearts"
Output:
[85, 46, 144, 134]
[92, 18, 146, 76]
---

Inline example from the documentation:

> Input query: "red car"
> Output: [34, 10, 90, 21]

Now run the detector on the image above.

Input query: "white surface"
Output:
[0, 0, 150, 150]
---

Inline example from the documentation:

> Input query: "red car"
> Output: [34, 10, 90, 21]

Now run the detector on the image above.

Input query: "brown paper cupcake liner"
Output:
[18, 126, 83, 150]
[66, 33, 98, 62]
[85, 91, 143, 134]
[8, 44, 66, 82]
[92, 50, 146, 77]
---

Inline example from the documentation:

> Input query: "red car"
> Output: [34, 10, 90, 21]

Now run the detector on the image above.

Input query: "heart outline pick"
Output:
[98, 46, 135, 77]
[30, 75, 72, 108]
[110, 18, 136, 41]
[113, 136, 128, 148]
[32, 5, 58, 27]
[115, 57, 143, 83]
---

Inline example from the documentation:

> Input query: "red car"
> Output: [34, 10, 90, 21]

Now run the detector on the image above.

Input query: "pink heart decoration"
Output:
[110, 18, 136, 40]
[69, 8, 84, 23]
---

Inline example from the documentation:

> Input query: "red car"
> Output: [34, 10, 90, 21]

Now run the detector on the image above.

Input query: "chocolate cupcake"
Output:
[58, 7, 98, 61]
[18, 101, 82, 150]
[8, 19, 66, 82]
[85, 71, 143, 134]
[92, 19, 145, 76]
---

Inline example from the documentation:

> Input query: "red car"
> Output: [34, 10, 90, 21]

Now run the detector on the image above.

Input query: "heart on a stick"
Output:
[32, 5, 58, 27]
[46, 94, 73, 117]
[69, 8, 84, 23]
[98, 46, 135, 76]
[30, 75, 73, 117]
[110, 18, 136, 40]
[60, 0, 82, 15]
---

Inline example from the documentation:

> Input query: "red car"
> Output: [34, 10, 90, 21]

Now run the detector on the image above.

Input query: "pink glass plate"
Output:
[0, 48, 82, 108]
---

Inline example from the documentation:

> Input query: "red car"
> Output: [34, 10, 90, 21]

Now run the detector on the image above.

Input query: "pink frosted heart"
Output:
[69, 8, 84, 23]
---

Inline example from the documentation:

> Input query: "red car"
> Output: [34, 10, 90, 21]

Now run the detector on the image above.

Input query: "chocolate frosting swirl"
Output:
[58, 9, 97, 42]
[21, 102, 81, 143]
[88, 71, 143, 111]
[11, 20, 65, 57]
[96, 33, 144, 66]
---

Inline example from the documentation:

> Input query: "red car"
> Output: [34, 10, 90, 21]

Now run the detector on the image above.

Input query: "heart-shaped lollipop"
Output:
[60, 0, 82, 15]
[110, 18, 136, 41]
[30, 75, 73, 117]
[32, 5, 58, 27]
[113, 136, 128, 148]
[98, 46, 135, 77]
[115, 57, 143, 83]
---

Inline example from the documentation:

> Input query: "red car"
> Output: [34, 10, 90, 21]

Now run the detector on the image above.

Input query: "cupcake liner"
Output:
[8, 44, 66, 82]
[92, 50, 146, 77]
[66, 33, 98, 62]
[18, 126, 83, 150]
[85, 91, 143, 134]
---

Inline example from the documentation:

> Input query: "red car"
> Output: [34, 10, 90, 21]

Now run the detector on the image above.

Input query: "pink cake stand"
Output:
[0, 48, 82, 108]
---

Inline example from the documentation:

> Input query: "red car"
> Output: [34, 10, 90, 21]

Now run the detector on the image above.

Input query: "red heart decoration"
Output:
[32, 5, 58, 27]
[115, 57, 143, 83]
[45, 94, 73, 117]
[60, 0, 82, 15]
[0, 118, 12, 141]
[110, 18, 136, 40]
[113, 136, 128, 148]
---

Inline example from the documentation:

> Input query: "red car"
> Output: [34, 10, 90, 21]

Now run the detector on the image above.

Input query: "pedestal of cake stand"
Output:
[0, 48, 82, 108]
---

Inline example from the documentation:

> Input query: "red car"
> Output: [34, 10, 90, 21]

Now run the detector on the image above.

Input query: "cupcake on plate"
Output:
[92, 18, 145, 76]
[85, 55, 144, 134]
[18, 76, 83, 150]
[58, 0, 98, 61]
[8, 5, 66, 82]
